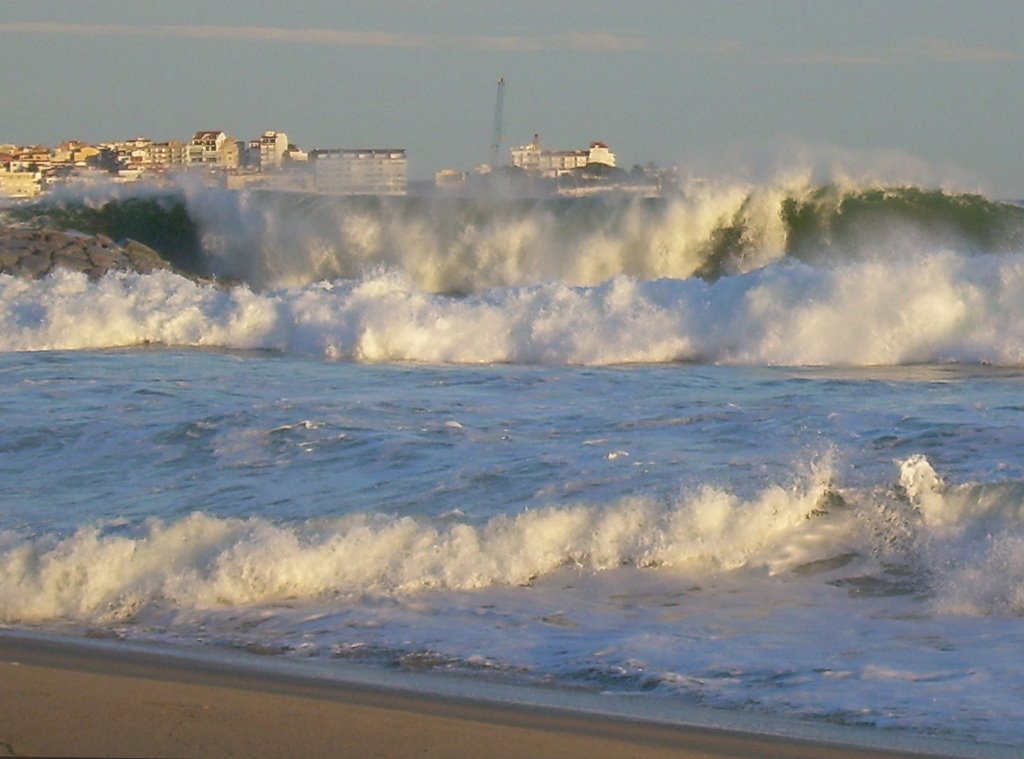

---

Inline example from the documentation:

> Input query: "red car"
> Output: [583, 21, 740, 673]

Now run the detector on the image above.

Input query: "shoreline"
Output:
[0, 632, 1005, 759]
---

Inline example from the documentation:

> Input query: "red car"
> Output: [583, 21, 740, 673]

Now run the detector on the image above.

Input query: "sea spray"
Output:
[0, 459, 847, 621]
[5, 247, 1024, 364]
[8, 177, 1023, 292]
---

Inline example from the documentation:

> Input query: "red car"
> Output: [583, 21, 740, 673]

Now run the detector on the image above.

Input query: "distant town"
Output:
[0, 128, 680, 201]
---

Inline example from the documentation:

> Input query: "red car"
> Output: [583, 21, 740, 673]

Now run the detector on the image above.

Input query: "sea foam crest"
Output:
[183, 181, 798, 291]
[4, 246, 1024, 365]
[0, 466, 840, 622]
[4, 456, 1024, 623]
[899, 456, 1024, 616]
[18, 170, 1021, 296]
[180, 176, 1024, 290]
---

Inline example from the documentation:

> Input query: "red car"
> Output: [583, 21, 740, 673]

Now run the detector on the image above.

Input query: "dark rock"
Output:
[0, 225, 207, 283]
[123, 240, 172, 273]
[52, 251, 92, 273]
[13, 254, 52, 278]
[40, 235, 71, 254]
[1, 237, 35, 252]
[87, 250, 119, 269]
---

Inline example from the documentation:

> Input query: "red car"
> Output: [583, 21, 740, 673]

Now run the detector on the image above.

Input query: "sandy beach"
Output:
[0, 633, 987, 759]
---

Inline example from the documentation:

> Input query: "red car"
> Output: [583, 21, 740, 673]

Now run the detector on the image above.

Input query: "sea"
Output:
[2, 176, 1024, 754]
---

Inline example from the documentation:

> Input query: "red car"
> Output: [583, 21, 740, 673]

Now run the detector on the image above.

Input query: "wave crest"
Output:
[5, 456, 1024, 623]
[0, 464, 838, 622]
[4, 248, 1024, 366]
[8, 179, 1023, 293]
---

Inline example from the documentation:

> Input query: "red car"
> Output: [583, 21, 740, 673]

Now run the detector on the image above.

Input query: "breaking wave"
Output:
[3, 176, 1024, 365]
[2, 456, 1022, 623]
[2, 250, 1024, 365]
[6, 178, 1023, 292]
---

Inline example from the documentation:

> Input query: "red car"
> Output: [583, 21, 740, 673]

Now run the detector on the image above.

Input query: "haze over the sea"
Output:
[2, 1, 1022, 197]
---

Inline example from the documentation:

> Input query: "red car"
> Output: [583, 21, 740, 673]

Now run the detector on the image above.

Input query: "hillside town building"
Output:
[311, 149, 407, 195]
[510, 135, 616, 177]
[1, 122, 666, 200]
[147, 140, 188, 169]
[187, 131, 240, 169]
[254, 131, 289, 169]
[0, 170, 43, 198]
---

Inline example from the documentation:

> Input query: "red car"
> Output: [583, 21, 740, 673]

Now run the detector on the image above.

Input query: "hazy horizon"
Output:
[2, 1, 1022, 197]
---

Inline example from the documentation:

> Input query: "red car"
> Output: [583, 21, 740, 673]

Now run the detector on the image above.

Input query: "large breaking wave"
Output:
[3, 176, 1024, 365]
[9, 178, 1024, 290]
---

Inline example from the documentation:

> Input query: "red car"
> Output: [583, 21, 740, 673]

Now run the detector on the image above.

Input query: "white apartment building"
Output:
[0, 170, 43, 198]
[585, 142, 616, 167]
[147, 140, 188, 169]
[510, 135, 616, 177]
[257, 131, 289, 169]
[187, 131, 239, 168]
[312, 148, 407, 195]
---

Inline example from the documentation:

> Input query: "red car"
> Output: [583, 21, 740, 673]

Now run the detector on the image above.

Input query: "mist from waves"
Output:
[3, 161, 1024, 365]
[3, 247, 1024, 365]
[6, 162, 1023, 296]
[127, 177, 1024, 293]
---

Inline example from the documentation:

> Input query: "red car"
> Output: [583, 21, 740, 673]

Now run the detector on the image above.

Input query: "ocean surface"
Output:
[3, 178, 1024, 752]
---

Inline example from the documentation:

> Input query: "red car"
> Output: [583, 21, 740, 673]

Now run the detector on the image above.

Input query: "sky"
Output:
[2, 0, 1023, 196]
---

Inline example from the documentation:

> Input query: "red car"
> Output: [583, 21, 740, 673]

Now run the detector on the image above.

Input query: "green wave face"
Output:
[5, 194, 206, 276]
[5, 184, 1024, 289]
[782, 186, 1024, 262]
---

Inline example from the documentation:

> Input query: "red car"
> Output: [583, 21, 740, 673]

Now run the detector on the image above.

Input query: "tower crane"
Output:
[490, 77, 505, 170]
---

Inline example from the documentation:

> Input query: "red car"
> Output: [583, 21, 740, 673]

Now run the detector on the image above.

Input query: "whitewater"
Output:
[2, 176, 1024, 754]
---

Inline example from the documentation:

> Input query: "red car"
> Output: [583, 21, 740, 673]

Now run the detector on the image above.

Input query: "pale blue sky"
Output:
[2, 1, 1022, 195]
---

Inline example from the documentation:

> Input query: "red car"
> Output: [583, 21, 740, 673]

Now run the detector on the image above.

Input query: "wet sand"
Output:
[0, 634, 976, 758]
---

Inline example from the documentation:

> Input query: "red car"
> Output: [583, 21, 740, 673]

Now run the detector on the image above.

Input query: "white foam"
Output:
[183, 182, 795, 292]
[4, 246, 1024, 366]
[0, 464, 843, 622]
[11, 455, 1023, 625]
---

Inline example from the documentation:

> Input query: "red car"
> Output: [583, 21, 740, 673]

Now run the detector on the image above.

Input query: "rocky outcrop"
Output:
[0, 227, 178, 280]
